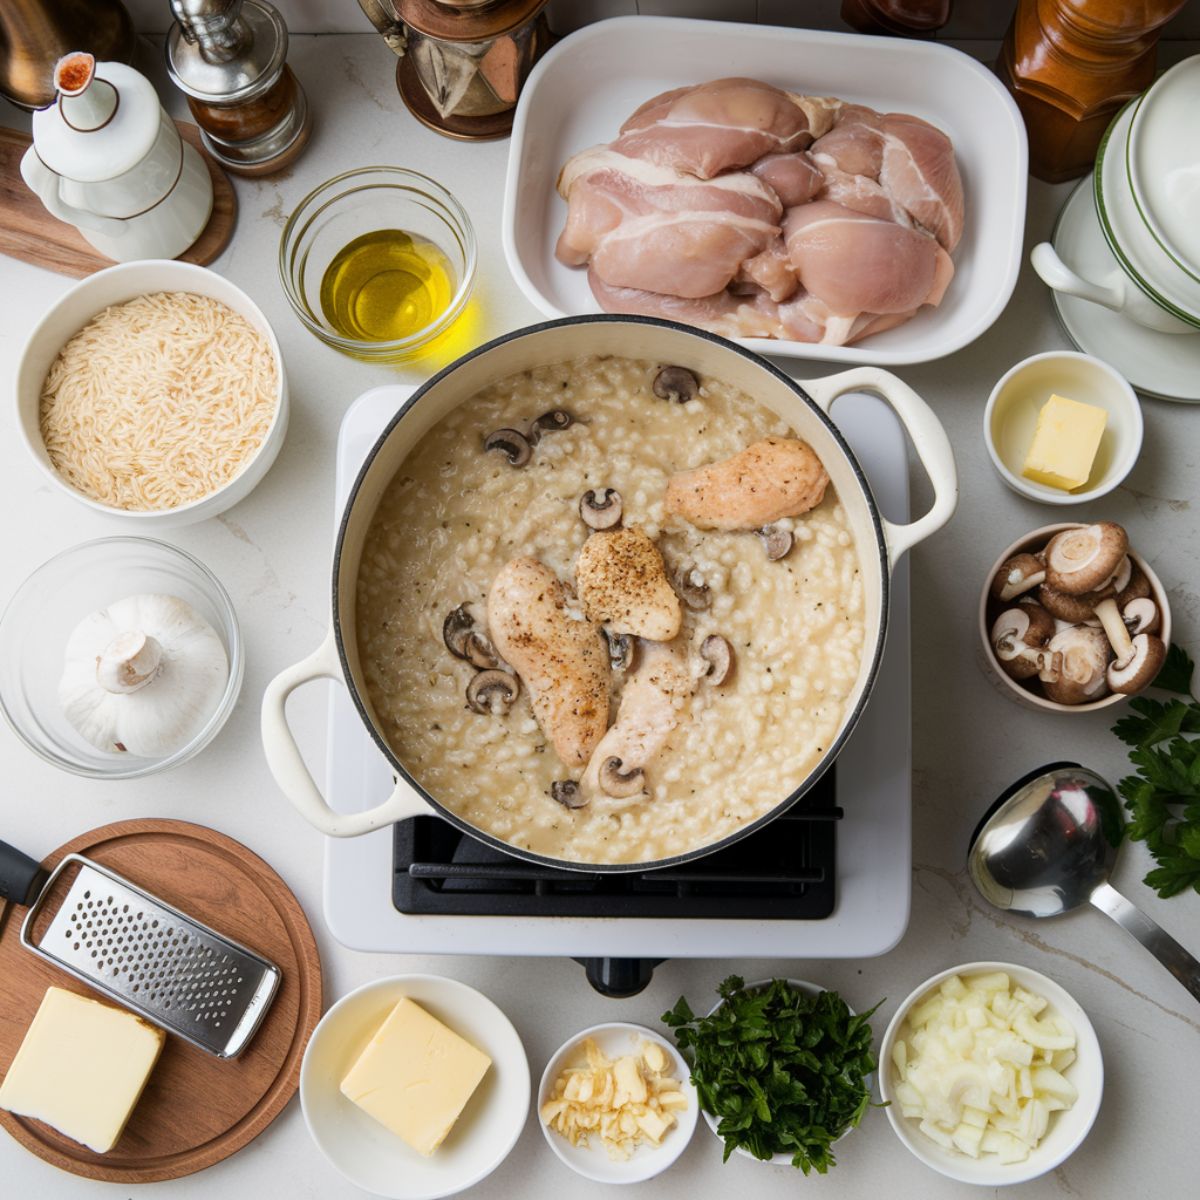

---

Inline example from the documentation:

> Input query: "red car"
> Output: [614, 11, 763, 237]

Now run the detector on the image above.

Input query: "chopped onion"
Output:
[892, 973, 1078, 1164]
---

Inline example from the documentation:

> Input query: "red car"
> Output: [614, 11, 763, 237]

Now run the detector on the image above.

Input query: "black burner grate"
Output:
[393, 766, 841, 919]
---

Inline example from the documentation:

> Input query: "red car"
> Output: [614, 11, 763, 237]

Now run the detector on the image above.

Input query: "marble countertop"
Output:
[1, 32, 1197, 1200]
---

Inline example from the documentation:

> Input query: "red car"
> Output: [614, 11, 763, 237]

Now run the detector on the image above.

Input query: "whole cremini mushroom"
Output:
[1041, 625, 1111, 705]
[1043, 524, 1165, 691]
[990, 603, 1060, 682]
[1122, 596, 1160, 636]
[990, 553, 1047, 603]
[1107, 633, 1167, 694]
[1043, 523, 1129, 594]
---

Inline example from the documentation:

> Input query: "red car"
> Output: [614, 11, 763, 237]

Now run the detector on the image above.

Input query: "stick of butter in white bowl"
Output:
[1022, 393, 1108, 491]
[984, 351, 1142, 506]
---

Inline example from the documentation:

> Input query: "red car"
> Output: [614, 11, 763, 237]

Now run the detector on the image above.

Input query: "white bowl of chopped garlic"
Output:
[878, 962, 1103, 1186]
[15, 259, 287, 527]
[538, 1022, 698, 1183]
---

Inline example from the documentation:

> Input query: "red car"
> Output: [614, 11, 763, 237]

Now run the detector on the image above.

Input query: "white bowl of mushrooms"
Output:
[979, 522, 1171, 712]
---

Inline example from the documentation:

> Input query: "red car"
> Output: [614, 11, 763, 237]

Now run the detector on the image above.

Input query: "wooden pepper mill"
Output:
[997, 0, 1189, 183]
[841, 1, 953, 38]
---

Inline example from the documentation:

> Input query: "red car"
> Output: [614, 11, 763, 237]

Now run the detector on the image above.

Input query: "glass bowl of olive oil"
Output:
[279, 167, 477, 361]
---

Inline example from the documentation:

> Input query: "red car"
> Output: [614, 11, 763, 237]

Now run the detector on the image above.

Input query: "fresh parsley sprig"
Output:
[662, 975, 880, 1174]
[1112, 644, 1200, 898]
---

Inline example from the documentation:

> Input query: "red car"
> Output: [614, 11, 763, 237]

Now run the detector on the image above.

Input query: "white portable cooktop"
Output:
[323, 384, 912, 960]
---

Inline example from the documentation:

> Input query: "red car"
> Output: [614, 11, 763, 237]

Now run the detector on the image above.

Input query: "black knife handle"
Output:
[0, 839, 46, 907]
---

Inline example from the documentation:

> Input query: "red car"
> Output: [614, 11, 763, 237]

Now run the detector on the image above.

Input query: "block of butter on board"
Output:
[340, 996, 491, 1157]
[1022, 392, 1108, 492]
[0, 986, 165, 1153]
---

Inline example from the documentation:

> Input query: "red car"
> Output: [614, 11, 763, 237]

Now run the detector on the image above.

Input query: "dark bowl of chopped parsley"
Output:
[663, 974, 882, 1174]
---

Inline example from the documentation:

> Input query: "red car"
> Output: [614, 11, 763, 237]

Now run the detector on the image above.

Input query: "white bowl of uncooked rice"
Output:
[15, 260, 287, 527]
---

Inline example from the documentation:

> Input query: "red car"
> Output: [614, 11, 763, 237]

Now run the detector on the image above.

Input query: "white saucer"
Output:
[1050, 177, 1200, 404]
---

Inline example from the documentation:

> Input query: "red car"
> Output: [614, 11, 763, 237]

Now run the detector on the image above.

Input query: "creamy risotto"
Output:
[355, 355, 865, 864]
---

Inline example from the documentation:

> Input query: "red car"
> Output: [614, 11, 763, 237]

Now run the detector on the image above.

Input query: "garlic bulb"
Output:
[59, 594, 229, 758]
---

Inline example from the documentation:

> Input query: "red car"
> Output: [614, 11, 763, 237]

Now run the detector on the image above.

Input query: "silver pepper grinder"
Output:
[165, 0, 311, 176]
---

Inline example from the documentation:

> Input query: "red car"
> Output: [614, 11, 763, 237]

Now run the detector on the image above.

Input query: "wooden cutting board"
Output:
[0, 819, 322, 1183]
[0, 122, 237, 278]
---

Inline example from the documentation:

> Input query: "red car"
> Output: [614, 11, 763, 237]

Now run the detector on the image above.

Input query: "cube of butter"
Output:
[1022, 393, 1107, 492]
[0, 986, 164, 1153]
[340, 996, 491, 1156]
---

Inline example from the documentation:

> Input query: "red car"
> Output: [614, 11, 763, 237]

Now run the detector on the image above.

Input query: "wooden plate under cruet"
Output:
[0, 121, 236, 278]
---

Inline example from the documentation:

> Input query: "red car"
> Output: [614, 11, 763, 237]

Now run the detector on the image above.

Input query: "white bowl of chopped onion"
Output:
[879, 962, 1103, 1186]
[538, 1022, 698, 1184]
[15, 259, 287, 527]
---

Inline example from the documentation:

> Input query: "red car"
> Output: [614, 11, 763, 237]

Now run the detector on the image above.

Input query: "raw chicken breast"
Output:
[783, 201, 948, 315]
[589, 269, 874, 346]
[733, 237, 798, 302]
[613, 78, 832, 179]
[750, 151, 824, 207]
[809, 104, 885, 177]
[877, 112, 964, 252]
[557, 79, 964, 348]
[556, 148, 781, 297]
[810, 105, 963, 250]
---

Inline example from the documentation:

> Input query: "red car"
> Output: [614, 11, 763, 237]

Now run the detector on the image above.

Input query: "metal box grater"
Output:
[21, 854, 281, 1059]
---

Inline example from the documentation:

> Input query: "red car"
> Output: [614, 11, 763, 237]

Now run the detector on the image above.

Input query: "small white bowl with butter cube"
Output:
[984, 351, 1143, 505]
[538, 1022, 699, 1183]
[878, 962, 1103, 1186]
[299, 975, 529, 1200]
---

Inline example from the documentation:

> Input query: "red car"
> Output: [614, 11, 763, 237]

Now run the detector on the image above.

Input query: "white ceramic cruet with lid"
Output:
[20, 52, 213, 263]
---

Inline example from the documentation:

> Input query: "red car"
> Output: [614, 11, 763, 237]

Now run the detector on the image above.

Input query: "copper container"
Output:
[358, 0, 552, 140]
[0, 0, 135, 110]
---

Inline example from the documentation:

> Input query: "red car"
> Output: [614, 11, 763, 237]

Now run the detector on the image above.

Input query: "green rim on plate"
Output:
[1126, 74, 1200, 288]
[1093, 103, 1200, 330]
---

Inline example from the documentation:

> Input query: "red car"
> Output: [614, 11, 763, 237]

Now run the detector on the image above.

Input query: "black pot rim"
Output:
[332, 314, 890, 874]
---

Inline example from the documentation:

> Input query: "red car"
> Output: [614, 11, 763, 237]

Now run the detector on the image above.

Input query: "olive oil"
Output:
[319, 229, 455, 343]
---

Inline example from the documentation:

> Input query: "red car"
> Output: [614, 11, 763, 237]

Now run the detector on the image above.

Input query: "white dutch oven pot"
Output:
[263, 317, 957, 872]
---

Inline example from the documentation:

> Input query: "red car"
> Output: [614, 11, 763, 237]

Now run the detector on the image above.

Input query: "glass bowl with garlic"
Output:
[0, 537, 243, 778]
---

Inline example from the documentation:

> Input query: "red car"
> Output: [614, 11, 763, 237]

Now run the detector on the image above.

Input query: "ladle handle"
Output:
[1090, 882, 1200, 1004]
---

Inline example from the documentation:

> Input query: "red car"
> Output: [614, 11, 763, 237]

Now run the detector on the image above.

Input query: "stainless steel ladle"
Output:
[968, 762, 1200, 1005]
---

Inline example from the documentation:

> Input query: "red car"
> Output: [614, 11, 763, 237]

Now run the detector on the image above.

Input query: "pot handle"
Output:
[261, 629, 432, 837]
[803, 366, 957, 565]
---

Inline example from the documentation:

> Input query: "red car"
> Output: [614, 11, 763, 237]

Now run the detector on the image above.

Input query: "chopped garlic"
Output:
[541, 1037, 687, 1159]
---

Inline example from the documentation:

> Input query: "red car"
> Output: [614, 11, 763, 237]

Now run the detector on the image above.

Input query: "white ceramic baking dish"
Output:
[502, 16, 1028, 366]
